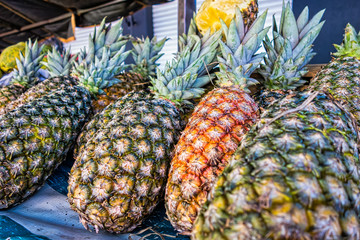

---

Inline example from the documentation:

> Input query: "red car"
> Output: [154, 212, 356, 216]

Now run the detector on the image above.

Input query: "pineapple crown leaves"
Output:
[150, 30, 222, 104]
[151, 72, 206, 106]
[76, 45, 131, 95]
[333, 23, 360, 58]
[41, 46, 77, 77]
[75, 17, 128, 68]
[178, 14, 199, 52]
[12, 39, 45, 87]
[177, 14, 219, 73]
[216, 8, 270, 91]
[89, 17, 125, 58]
[258, 1, 325, 90]
[129, 36, 167, 79]
[73, 18, 130, 80]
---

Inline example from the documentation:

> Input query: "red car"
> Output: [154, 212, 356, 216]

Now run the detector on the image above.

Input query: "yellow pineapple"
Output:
[195, 0, 258, 34]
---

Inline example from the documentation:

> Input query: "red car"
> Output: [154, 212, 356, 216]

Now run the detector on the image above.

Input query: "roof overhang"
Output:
[0, 0, 173, 50]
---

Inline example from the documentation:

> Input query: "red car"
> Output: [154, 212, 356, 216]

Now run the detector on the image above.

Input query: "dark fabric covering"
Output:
[0, 0, 172, 50]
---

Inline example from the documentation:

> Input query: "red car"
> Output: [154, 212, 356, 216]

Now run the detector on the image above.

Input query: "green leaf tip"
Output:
[259, 3, 325, 90]
[332, 23, 360, 59]
[216, 7, 269, 89]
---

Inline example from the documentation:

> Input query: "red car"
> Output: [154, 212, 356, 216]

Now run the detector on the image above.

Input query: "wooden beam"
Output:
[77, 0, 129, 15]
[0, 0, 35, 24]
[0, 18, 43, 39]
[0, 0, 54, 36]
[0, 0, 132, 39]
[0, 12, 72, 38]
[178, 0, 196, 37]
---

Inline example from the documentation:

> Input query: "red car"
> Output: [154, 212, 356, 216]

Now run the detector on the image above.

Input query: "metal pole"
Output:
[178, 0, 196, 36]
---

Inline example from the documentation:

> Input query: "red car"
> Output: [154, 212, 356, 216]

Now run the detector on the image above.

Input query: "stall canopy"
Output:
[0, 0, 172, 50]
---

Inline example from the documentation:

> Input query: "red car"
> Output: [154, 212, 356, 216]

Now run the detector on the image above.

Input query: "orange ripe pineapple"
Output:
[165, 9, 269, 234]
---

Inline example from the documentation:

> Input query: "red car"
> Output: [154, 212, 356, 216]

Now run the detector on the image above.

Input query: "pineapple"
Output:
[67, 27, 222, 233]
[93, 36, 167, 113]
[73, 16, 220, 159]
[0, 40, 44, 113]
[0, 37, 130, 209]
[195, 0, 258, 35]
[0, 47, 77, 115]
[0, 85, 92, 209]
[165, 9, 269, 234]
[6, 18, 148, 116]
[193, 90, 360, 239]
[191, 4, 360, 240]
[71, 18, 166, 114]
[73, 90, 152, 158]
[256, 3, 325, 108]
[309, 24, 360, 129]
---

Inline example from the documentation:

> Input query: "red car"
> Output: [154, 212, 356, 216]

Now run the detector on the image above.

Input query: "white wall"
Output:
[63, 26, 93, 53]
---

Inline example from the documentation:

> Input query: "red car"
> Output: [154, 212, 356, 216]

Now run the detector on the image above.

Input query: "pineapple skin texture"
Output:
[310, 56, 360, 128]
[0, 84, 30, 114]
[195, 0, 258, 35]
[193, 91, 360, 239]
[0, 76, 78, 115]
[165, 87, 259, 233]
[0, 86, 91, 209]
[92, 72, 149, 114]
[68, 98, 182, 233]
[74, 90, 152, 158]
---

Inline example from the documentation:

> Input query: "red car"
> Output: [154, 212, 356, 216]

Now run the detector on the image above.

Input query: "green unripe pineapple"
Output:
[193, 3, 360, 239]
[0, 20, 130, 209]
[310, 23, 360, 129]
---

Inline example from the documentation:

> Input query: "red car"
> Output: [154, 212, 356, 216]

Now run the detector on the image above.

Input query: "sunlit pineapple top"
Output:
[258, 2, 325, 90]
[215, 9, 269, 91]
[195, 0, 258, 34]
[333, 23, 360, 59]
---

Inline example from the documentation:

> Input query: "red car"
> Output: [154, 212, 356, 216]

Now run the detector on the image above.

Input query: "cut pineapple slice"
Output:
[195, 0, 258, 34]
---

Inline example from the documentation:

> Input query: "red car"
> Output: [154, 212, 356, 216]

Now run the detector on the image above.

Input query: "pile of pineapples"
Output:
[1, 0, 360, 239]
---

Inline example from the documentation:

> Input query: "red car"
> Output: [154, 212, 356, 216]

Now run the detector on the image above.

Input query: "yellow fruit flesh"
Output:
[195, 0, 257, 34]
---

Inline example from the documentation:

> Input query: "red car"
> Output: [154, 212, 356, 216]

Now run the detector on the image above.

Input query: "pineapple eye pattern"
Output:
[165, 87, 260, 232]
[68, 99, 182, 233]
[0, 85, 91, 209]
[195, 91, 360, 239]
